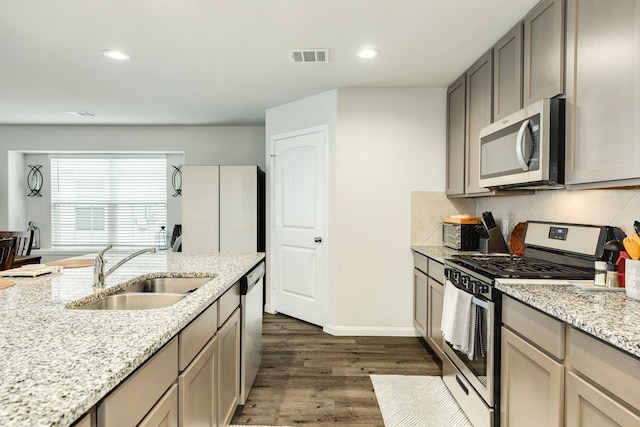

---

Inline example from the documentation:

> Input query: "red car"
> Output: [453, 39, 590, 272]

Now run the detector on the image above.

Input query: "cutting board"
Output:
[0, 265, 61, 277]
[45, 259, 94, 269]
[443, 216, 481, 224]
[0, 279, 15, 289]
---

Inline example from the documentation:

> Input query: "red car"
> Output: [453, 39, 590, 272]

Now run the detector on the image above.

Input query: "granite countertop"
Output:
[410, 245, 640, 360]
[496, 280, 640, 359]
[410, 244, 475, 263]
[0, 251, 264, 427]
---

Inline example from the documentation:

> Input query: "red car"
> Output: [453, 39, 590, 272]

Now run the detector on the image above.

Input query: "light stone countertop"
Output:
[0, 251, 265, 427]
[410, 244, 474, 263]
[410, 245, 640, 360]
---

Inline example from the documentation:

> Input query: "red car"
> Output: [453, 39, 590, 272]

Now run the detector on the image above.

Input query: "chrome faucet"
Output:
[94, 245, 157, 287]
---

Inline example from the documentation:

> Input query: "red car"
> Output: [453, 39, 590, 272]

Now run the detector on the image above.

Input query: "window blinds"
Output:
[50, 156, 167, 247]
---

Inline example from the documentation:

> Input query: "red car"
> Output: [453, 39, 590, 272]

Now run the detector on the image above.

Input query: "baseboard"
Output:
[323, 323, 421, 337]
[263, 304, 277, 315]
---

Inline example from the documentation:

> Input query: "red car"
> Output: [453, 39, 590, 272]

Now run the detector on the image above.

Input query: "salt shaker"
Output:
[594, 261, 607, 286]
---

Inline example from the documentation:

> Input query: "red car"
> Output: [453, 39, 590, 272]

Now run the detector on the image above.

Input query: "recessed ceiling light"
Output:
[357, 48, 379, 59]
[102, 49, 130, 61]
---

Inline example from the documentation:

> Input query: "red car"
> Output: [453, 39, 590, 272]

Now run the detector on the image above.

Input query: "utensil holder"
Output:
[625, 259, 640, 301]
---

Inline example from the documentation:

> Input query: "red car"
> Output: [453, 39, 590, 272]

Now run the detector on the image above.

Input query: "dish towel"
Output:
[441, 281, 473, 354]
[466, 303, 487, 361]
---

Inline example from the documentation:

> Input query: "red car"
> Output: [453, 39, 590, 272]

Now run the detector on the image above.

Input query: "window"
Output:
[50, 155, 167, 247]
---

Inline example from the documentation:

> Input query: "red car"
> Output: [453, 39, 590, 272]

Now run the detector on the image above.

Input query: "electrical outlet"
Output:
[502, 219, 509, 237]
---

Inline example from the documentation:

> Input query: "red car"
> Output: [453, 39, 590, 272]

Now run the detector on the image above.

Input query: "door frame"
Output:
[266, 125, 329, 326]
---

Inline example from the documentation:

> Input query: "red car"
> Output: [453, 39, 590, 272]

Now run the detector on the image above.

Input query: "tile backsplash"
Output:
[411, 189, 640, 245]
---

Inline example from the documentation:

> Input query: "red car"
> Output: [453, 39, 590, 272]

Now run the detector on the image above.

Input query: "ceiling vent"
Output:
[288, 49, 329, 63]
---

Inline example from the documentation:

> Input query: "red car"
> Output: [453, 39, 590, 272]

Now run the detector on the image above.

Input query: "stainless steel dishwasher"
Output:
[239, 260, 265, 405]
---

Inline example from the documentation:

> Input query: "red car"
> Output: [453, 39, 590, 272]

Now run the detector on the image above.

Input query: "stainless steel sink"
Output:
[121, 277, 213, 294]
[72, 293, 186, 310]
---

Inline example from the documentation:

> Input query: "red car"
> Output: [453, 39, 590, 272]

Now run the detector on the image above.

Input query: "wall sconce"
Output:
[27, 165, 43, 197]
[171, 165, 182, 197]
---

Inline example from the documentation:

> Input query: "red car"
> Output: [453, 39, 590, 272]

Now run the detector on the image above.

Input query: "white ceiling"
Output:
[0, 0, 540, 126]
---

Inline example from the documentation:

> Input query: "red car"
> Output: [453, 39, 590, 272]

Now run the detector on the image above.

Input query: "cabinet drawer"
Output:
[502, 296, 564, 360]
[218, 282, 240, 326]
[179, 302, 217, 371]
[412, 252, 429, 274]
[569, 328, 640, 412]
[98, 337, 178, 427]
[428, 259, 444, 283]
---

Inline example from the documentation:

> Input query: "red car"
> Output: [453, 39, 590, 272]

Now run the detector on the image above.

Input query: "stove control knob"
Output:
[481, 284, 489, 294]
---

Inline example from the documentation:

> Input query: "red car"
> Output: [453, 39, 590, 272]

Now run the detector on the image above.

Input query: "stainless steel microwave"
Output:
[478, 98, 565, 189]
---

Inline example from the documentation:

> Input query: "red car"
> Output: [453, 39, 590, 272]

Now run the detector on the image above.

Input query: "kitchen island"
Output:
[0, 251, 264, 427]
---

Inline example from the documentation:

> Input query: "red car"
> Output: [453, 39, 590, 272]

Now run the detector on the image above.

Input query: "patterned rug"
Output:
[370, 375, 473, 427]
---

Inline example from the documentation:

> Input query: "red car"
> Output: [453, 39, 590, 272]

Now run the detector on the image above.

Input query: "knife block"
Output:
[487, 227, 510, 253]
[479, 237, 492, 254]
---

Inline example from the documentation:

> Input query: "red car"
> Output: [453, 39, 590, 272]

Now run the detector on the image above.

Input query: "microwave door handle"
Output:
[515, 119, 531, 171]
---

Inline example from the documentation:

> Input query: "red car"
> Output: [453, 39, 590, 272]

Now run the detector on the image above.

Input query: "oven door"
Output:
[443, 288, 495, 406]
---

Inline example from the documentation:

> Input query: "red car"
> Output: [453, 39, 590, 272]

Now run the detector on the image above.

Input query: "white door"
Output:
[271, 127, 326, 327]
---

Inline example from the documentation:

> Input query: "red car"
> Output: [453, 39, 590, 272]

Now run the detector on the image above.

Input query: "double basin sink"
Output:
[71, 277, 214, 311]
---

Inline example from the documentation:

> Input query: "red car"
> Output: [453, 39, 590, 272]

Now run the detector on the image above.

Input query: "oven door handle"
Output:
[472, 296, 488, 309]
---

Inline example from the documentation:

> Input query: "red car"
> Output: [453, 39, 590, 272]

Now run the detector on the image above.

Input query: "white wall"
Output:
[332, 88, 446, 335]
[265, 88, 446, 336]
[0, 125, 265, 244]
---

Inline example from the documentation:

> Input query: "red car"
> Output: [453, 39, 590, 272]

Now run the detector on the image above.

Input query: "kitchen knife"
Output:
[634, 220, 640, 237]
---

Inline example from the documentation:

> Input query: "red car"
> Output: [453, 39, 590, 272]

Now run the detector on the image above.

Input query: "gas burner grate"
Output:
[450, 255, 593, 279]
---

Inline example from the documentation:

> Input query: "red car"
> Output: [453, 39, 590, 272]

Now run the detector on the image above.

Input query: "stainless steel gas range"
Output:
[441, 221, 614, 427]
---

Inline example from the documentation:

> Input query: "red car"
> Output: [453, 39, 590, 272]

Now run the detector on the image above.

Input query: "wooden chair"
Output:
[0, 230, 38, 268]
[0, 237, 16, 271]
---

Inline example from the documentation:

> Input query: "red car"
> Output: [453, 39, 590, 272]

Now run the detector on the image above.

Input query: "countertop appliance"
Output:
[443, 222, 480, 251]
[478, 98, 565, 190]
[442, 221, 611, 427]
[239, 260, 265, 405]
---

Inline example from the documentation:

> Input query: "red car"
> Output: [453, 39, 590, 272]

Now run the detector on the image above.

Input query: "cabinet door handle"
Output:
[314, 237, 322, 243]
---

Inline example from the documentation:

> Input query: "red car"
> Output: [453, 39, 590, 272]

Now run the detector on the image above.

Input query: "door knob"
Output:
[314, 237, 322, 243]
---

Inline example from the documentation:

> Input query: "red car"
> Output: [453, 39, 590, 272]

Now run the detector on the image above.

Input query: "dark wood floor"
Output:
[232, 313, 441, 426]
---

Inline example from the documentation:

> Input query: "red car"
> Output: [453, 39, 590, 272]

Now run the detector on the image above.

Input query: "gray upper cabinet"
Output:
[493, 23, 523, 120]
[523, 0, 565, 106]
[565, 0, 640, 187]
[446, 74, 466, 196]
[446, 51, 494, 197]
[465, 50, 493, 196]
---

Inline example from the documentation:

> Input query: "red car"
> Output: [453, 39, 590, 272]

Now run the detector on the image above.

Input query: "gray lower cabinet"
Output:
[565, 0, 640, 187]
[426, 276, 444, 359]
[91, 281, 245, 427]
[413, 266, 428, 338]
[501, 296, 564, 427]
[179, 300, 218, 427]
[139, 384, 178, 427]
[567, 328, 640, 426]
[522, 0, 565, 106]
[97, 338, 179, 427]
[501, 296, 640, 426]
[566, 372, 640, 427]
[412, 251, 444, 360]
[72, 409, 95, 427]
[501, 327, 564, 427]
[179, 337, 218, 427]
[217, 308, 241, 427]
